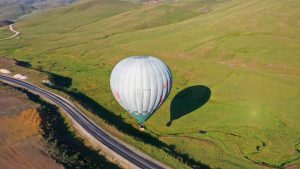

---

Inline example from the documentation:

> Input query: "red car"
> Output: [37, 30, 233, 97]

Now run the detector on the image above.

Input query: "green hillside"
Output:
[0, 0, 299, 168]
[0, 26, 12, 39]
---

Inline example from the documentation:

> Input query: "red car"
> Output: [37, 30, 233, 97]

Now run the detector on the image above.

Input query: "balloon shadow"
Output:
[167, 85, 211, 126]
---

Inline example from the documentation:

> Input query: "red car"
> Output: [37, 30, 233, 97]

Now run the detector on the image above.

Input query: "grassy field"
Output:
[0, 26, 12, 39]
[0, 0, 299, 168]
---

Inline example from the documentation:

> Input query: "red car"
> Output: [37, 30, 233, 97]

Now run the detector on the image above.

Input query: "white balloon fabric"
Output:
[110, 56, 172, 124]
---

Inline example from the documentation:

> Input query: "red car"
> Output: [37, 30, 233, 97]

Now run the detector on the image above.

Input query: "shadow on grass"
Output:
[12, 85, 120, 169]
[167, 85, 211, 126]
[48, 72, 72, 89]
[16, 60, 32, 68]
[62, 89, 210, 169]
[14, 60, 72, 89]
[41, 70, 209, 168]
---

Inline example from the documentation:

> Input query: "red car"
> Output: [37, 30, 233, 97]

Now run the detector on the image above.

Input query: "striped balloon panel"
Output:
[110, 56, 172, 124]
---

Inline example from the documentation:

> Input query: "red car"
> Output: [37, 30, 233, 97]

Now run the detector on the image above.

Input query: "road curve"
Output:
[0, 24, 20, 40]
[0, 75, 167, 169]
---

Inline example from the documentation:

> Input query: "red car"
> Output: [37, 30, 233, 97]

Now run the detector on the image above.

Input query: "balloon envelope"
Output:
[110, 56, 172, 124]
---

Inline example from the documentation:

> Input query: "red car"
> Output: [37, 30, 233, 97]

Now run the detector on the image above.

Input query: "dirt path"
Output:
[0, 25, 20, 41]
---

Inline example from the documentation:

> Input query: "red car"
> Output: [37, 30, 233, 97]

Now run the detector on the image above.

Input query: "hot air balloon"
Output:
[110, 56, 172, 130]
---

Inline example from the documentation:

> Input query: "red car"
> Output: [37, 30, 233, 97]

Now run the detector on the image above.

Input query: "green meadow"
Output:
[0, 26, 12, 39]
[0, 0, 299, 168]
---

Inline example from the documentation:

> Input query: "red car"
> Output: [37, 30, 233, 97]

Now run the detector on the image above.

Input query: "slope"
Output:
[0, 0, 299, 168]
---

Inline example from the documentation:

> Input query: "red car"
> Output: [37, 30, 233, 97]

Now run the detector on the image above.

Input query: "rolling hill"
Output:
[0, 0, 299, 168]
[0, 0, 76, 20]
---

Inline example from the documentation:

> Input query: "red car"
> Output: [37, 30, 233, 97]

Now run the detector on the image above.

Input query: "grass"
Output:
[0, 0, 299, 168]
[0, 26, 12, 39]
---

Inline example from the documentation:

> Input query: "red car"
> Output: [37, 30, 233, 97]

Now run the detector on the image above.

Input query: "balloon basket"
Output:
[139, 124, 145, 131]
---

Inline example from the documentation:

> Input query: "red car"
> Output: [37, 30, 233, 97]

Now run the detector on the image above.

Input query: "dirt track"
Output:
[0, 25, 20, 41]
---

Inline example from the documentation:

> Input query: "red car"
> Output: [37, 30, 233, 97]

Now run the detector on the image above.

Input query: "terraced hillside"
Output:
[0, 0, 299, 168]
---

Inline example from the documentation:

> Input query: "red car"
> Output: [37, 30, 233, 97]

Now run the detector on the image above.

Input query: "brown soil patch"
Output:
[285, 164, 300, 169]
[0, 84, 62, 169]
[0, 108, 63, 169]
[0, 84, 37, 117]
[0, 57, 16, 68]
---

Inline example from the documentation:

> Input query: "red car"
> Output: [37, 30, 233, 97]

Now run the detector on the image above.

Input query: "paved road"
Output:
[0, 24, 20, 40]
[0, 75, 166, 169]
